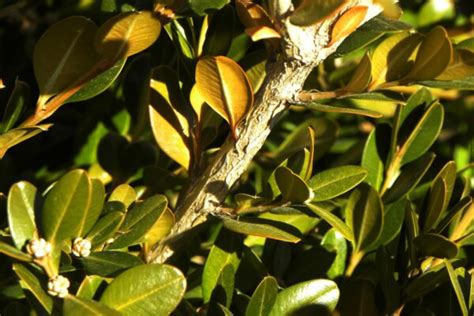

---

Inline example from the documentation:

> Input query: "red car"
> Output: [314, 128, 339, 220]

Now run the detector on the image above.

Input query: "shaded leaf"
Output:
[7, 181, 38, 249]
[346, 183, 383, 251]
[290, 0, 345, 26]
[329, 6, 368, 46]
[100, 264, 186, 315]
[246, 276, 278, 316]
[423, 178, 447, 232]
[80, 251, 143, 277]
[211, 263, 235, 308]
[0, 80, 29, 133]
[321, 229, 347, 278]
[444, 259, 469, 316]
[0, 240, 32, 262]
[76, 276, 104, 299]
[309, 165, 367, 201]
[149, 66, 192, 169]
[304, 102, 382, 118]
[414, 233, 458, 259]
[0, 124, 52, 159]
[86, 211, 124, 248]
[437, 49, 474, 81]
[345, 53, 372, 93]
[306, 203, 352, 241]
[269, 279, 339, 315]
[189, 0, 230, 16]
[275, 166, 311, 203]
[370, 198, 406, 250]
[196, 56, 253, 138]
[222, 216, 302, 243]
[94, 11, 161, 61]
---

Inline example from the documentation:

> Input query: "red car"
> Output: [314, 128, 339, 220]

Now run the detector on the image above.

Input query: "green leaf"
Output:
[404, 26, 453, 81]
[149, 66, 192, 170]
[66, 59, 126, 104]
[345, 53, 372, 93]
[33, 16, 100, 99]
[211, 263, 235, 308]
[76, 276, 104, 299]
[42, 170, 92, 247]
[12, 263, 53, 314]
[423, 178, 447, 232]
[94, 11, 161, 61]
[269, 279, 339, 315]
[304, 102, 383, 118]
[444, 259, 469, 316]
[0, 124, 52, 159]
[346, 183, 384, 251]
[221, 217, 302, 243]
[275, 166, 311, 203]
[86, 211, 124, 248]
[436, 196, 472, 234]
[419, 75, 474, 90]
[64, 295, 121, 316]
[203, 5, 234, 56]
[0, 240, 32, 262]
[414, 233, 458, 259]
[321, 229, 347, 278]
[241, 49, 267, 93]
[258, 212, 319, 235]
[100, 264, 186, 315]
[361, 126, 387, 190]
[80, 251, 143, 277]
[309, 165, 367, 202]
[383, 152, 435, 203]
[398, 101, 444, 165]
[0, 80, 29, 133]
[7, 181, 38, 249]
[369, 199, 406, 251]
[79, 179, 105, 237]
[189, 0, 230, 16]
[108, 183, 136, 208]
[246, 276, 278, 316]
[376, 248, 400, 313]
[306, 203, 353, 242]
[290, 0, 345, 26]
[108, 195, 167, 249]
[202, 229, 242, 303]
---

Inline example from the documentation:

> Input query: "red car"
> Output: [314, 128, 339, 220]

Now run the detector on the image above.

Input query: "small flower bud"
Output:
[26, 238, 52, 259]
[71, 238, 91, 257]
[47, 275, 70, 298]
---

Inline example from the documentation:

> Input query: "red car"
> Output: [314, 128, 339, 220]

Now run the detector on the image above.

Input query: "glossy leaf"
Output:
[86, 211, 124, 248]
[149, 66, 192, 169]
[345, 53, 372, 93]
[306, 203, 353, 242]
[64, 295, 120, 316]
[0, 124, 52, 159]
[222, 216, 302, 243]
[211, 263, 235, 308]
[108, 183, 136, 208]
[304, 102, 382, 118]
[202, 229, 242, 303]
[259, 212, 318, 235]
[33, 16, 99, 99]
[66, 59, 126, 104]
[94, 11, 161, 61]
[444, 259, 469, 316]
[144, 208, 175, 249]
[189, 0, 230, 16]
[0, 80, 29, 133]
[108, 195, 167, 249]
[196, 56, 253, 138]
[100, 264, 186, 315]
[275, 166, 311, 203]
[321, 229, 347, 278]
[383, 152, 435, 203]
[437, 49, 474, 81]
[309, 165, 367, 201]
[42, 170, 92, 247]
[399, 101, 444, 165]
[78, 178, 105, 237]
[7, 181, 38, 249]
[423, 178, 447, 232]
[80, 251, 143, 277]
[76, 276, 104, 299]
[290, 0, 346, 26]
[245, 276, 278, 316]
[346, 183, 383, 251]
[361, 126, 386, 190]
[12, 263, 53, 314]
[269, 279, 339, 315]
[369, 32, 422, 90]
[0, 240, 32, 262]
[404, 26, 453, 81]
[414, 233, 458, 259]
[370, 198, 406, 250]
[329, 6, 368, 46]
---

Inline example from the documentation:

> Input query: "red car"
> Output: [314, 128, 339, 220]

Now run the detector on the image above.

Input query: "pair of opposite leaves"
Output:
[149, 56, 254, 170]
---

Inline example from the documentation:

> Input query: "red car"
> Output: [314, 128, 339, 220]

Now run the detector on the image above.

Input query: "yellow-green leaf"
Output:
[329, 6, 368, 47]
[33, 16, 100, 100]
[290, 0, 346, 26]
[437, 49, 474, 80]
[345, 54, 372, 93]
[189, 84, 206, 122]
[369, 32, 422, 90]
[404, 26, 453, 81]
[0, 124, 52, 159]
[196, 56, 253, 138]
[374, 0, 402, 19]
[144, 207, 175, 249]
[149, 66, 192, 169]
[94, 11, 161, 61]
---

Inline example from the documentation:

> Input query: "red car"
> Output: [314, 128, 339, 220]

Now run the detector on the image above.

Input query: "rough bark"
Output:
[148, 1, 383, 263]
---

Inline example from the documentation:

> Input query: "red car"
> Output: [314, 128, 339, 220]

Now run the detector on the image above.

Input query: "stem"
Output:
[346, 250, 364, 277]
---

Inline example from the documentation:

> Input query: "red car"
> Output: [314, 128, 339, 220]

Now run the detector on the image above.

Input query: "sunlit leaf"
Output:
[196, 56, 253, 138]
[0, 124, 52, 159]
[94, 11, 161, 61]
[306, 203, 353, 242]
[444, 259, 469, 316]
[329, 6, 368, 46]
[245, 276, 278, 316]
[437, 49, 474, 81]
[64, 295, 121, 316]
[80, 251, 143, 277]
[275, 166, 312, 203]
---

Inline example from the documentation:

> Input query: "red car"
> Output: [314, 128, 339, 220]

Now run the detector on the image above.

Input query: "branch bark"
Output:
[147, 1, 383, 263]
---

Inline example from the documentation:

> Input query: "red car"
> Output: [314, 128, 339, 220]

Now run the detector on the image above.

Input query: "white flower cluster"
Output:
[47, 275, 70, 298]
[71, 238, 91, 257]
[26, 238, 51, 259]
